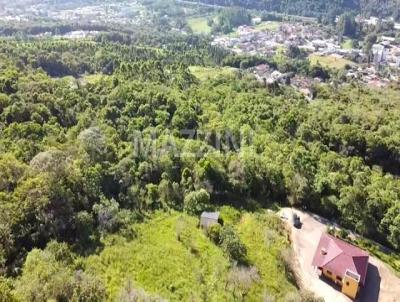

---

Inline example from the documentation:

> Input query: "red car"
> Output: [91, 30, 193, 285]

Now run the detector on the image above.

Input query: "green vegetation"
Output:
[12, 242, 106, 302]
[255, 21, 280, 32]
[237, 213, 296, 299]
[81, 74, 112, 85]
[183, 0, 400, 20]
[354, 239, 400, 275]
[336, 13, 357, 39]
[210, 7, 251, 33]
[0, 8, 400, 299]
[341, 39, 354, 50]
[84, 211, 296, 301]
[189, 66, 238, 81]
[187, 17, 212, 34]
[86, 212, 230, 301]
[309, 54, 355, 69]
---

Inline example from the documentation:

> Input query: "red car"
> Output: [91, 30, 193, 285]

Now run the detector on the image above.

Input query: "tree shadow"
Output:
[357, 263, 381, 302]
[309, 212, 335, 227]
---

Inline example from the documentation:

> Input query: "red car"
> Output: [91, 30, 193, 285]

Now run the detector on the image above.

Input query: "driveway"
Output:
[279, 208, 400, 302]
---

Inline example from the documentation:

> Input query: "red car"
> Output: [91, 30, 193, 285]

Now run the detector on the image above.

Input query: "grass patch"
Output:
[255, 21, 280, 32]
[86, 212, 231, 301]
[187, 17, 211, 34]
[237, 212, 297, 300]
[341, 39, 353, 50]
[189, 66, 238, 81]
[85, 210, 298, 301]
[309, 54, 355, 69]
[81, 74, 112, 85]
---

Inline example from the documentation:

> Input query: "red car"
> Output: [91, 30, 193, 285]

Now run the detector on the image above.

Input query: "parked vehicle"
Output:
[292, 213, 301, 228]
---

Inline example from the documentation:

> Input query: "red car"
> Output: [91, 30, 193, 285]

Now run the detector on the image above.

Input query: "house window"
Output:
[346, 281, 350, 286]
[337, 276, 342, 282]
[326, 270, 332, 275]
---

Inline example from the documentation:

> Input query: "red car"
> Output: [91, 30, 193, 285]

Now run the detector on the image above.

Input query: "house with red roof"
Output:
[312, 233, 369, 299]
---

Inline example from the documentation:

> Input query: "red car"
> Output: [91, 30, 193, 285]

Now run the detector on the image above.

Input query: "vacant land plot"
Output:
[187, 17, 211, 34]
[85, 210, 298, 301]
[309, 54, 355, 69]
[255, 21, 280, 32]
[189, 66, 238, 81]
[80, 74, 111, 85]
[341, 39, 354, 50]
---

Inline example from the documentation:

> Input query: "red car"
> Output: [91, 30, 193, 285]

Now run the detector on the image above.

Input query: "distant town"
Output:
[1, 0, 400, 90]
[212, 16, 400, 89]
[0, 0, 148, 27]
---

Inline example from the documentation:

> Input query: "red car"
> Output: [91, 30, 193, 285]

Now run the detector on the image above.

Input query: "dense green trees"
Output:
[337, 13, 357, 39]
[14, 242, 106, 302]
[184, 0, 398, 19]
[183, 189, 210, 215]
[184, 0, 359, 17]
[212, 8, 252, 33]
[363, 33, 378, 57]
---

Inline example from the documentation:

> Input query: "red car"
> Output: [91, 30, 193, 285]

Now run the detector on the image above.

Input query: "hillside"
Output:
[184, 0, 400, 18]
[0, 10, 400, 300]
[84, 210, 297, 301]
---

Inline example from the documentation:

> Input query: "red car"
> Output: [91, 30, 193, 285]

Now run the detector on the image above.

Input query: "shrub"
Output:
[14, 249, 74, 302]
[71, 271, 107, 302]
[338, 228, 349, 239]
[207, 223, 222, 244]
[220, 225, 247, 262]
[176, 219, 200, 254]
[227, 265, 260, 299]
[279, 248, 297, 285]
[0, 277, 16, 302]
[93, 197, 121, 234]
[183, 189, 210, 215]
[299, 290, 324, 302]
[219, 206, 240, 225]
[118, 280, 166, 302]
[285, 290, 324, 302]
[326, 226, 335, 236]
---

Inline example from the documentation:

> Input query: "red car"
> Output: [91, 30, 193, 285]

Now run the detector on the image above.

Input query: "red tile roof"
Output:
[312, 233, 369, 285]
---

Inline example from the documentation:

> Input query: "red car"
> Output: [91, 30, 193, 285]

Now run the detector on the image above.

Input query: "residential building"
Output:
[312, 233, 369, 299]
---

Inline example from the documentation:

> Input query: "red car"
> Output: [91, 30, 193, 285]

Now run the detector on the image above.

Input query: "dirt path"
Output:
[279, 208, 400, 302]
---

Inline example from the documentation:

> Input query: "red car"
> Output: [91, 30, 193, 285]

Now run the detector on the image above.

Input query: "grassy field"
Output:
[81, 74, 112, 85]
[85, 210, 298, 301]
[255, 21, 280, 32]
[341, 39, 354, 50]
[309, 54, 355, 69]
[237, 212, 297, 300]
[187, 17, 211, 34]
[189, 66, 238, 81]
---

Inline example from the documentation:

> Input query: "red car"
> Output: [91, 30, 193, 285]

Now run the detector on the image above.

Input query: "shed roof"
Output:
[200, 212, 220, 220]
[312, 233, 369, 285]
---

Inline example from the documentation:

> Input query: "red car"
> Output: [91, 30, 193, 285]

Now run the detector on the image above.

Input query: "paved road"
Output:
[279, 208, 400, 302]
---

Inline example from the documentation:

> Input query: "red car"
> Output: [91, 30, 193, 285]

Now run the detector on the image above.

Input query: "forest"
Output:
[184, 0, 400, 19]
[0, 22, 399, 300]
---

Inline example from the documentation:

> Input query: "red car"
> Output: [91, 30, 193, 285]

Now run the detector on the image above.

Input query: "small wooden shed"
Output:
[200, 211, 220, 229]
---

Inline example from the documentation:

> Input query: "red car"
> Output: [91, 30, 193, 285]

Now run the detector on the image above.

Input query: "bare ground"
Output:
[279, 208, 400, 302]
